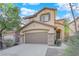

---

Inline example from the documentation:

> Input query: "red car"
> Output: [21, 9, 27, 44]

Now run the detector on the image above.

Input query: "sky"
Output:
[15, 3, 79, 21]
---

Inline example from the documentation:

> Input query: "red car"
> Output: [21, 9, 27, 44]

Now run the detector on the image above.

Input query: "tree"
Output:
[69, 3, 77, 32]
[64, 3, 79, 56]
[0, 3, 21, 49]
[64, 19, 70, 33]
[64, 19, 70, 41]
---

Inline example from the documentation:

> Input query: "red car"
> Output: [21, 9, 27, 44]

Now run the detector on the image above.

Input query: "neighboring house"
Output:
[3, 31, 19, 44]
[3, 31, 15, 40]
[69, 17, 79, 36]
[19, 8, 64, 46]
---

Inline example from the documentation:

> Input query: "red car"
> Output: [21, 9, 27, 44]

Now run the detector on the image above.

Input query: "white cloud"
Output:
[62, 13, 75, 22]
[22, 3, 40, 6]
[22, 3, 26, 6]
[63, 13, 71, 18]
[56, 16, 61, 20]
[20, 8, 36, 16]
[28, 3, 40, 5]
[73, 4, 79, 13]
[57, 3, 70, 11]
[57, 3, 79, 13]
[56, 13, 73, 22]
[57, 3, 79, 21]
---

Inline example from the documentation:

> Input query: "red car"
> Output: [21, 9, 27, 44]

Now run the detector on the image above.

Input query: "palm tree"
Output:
[69, 3, 77, 32]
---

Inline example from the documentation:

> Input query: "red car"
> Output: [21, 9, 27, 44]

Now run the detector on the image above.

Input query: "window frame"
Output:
[40, 13, 50, 22]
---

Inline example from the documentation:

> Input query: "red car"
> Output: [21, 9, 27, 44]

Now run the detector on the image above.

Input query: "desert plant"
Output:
[3, 39, 15, 47]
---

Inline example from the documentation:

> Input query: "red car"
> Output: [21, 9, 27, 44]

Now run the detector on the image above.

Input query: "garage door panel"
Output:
[25, 32, 48, 44]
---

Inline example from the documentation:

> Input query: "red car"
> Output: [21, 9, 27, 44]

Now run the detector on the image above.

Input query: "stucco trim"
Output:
[22, 29, 49, 33]
[55, 19, 64, 25]
[19, 20, 56, 31]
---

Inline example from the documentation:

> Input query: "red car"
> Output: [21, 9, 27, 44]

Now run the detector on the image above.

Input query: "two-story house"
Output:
[19, 8, 64, 46]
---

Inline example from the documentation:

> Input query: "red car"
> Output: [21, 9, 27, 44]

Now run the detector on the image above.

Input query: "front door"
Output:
[55, 29, 61, 44]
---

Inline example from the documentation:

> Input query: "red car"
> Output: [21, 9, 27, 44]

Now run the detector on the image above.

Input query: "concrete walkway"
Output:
[0, 44, 48, 56]
[46, 47, 64, 56]
[46, 43, 67, 56]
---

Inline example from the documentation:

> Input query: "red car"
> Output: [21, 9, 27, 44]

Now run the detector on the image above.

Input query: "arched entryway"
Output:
[55, 29, 61, 45]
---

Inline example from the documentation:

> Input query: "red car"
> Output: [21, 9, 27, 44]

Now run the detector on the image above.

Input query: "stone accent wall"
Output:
[48, 33, 55, 46]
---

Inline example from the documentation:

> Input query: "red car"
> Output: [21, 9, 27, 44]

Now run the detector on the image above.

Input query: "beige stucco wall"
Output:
[36, 9, 56, 25]
[35, 9, 55, 26]
[20, 22, 54, 33]
[21, 8, 56, 35]
[24, 9, 56, 26]
[20, 21, 55, 44]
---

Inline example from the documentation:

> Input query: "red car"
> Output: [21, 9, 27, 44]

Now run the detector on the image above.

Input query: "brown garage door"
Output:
[25, 32, 48, 44]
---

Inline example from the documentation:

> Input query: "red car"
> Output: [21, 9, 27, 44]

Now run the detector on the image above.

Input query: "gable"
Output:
[23, 8, 56, 26]
[36, 8, 55, 25]
[20, 21, 55, 32]
[23, 8, 56, 19]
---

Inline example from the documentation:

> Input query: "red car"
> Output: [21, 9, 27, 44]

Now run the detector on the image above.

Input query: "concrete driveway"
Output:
[0, 44, 48, 56]
[0, 43, 66, 56]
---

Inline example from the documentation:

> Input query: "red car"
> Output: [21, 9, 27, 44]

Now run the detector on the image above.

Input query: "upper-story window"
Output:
[40, 13, 50, 22]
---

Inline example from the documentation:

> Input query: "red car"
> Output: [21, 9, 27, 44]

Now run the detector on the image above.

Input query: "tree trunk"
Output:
[15, 32, 20, 45]
[69, 3, 77, 32]
[0, 32, 3, 49]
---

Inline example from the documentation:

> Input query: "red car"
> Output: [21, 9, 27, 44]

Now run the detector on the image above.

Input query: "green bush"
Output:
[3, 39, 15, 47]
[64, 32, 79, 56]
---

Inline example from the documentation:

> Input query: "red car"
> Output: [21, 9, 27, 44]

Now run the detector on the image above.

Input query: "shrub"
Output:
[3, 39, 15, 47]
[64, 32, 79, 56]
[64, 36, 69, 42]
